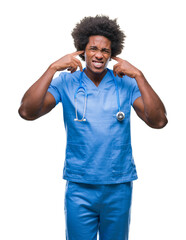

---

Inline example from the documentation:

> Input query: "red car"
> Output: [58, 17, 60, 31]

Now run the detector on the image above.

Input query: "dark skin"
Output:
[18, 35, 168, 129]
[18, 51, 84, 120]
[112, 56, 168, 128]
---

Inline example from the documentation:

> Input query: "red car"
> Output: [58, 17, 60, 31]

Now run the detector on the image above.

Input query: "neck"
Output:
[84, 67, 107, 87]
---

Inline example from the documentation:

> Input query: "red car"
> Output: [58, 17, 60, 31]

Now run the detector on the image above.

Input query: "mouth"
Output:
[92, 60, 104, 68]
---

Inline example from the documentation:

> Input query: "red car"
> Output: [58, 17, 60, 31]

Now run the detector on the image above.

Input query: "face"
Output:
[84, 35, 111, 74]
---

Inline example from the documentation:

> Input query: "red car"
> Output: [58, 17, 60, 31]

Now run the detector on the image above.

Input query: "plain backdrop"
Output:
[0, 0, 185, 239]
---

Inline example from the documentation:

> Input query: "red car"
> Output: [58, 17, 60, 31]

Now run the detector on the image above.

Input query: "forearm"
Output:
[19, 51, 84, 120]
[19, 65, 57, 119]
[135, 71, 168, 127]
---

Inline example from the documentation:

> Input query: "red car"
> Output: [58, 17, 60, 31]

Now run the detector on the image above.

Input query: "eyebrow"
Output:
[102, 48, 111, 52]
[89, 46, 111, 52]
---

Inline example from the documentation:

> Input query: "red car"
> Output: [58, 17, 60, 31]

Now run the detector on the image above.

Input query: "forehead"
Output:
[87, 35, 111, 49]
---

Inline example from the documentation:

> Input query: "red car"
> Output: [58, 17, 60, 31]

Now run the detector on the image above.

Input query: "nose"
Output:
[95, 50, 103, 59]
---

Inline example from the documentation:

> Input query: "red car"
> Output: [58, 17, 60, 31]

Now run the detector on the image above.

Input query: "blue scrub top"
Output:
[48, 68, 141, 184]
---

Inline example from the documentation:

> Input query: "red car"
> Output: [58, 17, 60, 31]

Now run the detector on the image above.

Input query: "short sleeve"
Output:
[131, 78, 141, 106]
[47, 74, 63, 105]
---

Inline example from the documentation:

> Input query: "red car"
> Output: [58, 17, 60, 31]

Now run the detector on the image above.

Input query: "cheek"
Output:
[107, 56, 111, 61]
[84, 52, 91, 62]
[84, 52, 87, 61]
[105, 56, 111, 64]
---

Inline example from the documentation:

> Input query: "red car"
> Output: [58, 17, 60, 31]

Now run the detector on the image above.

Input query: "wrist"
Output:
[134, 70, 143, 79]
[49, 63, 58, 73]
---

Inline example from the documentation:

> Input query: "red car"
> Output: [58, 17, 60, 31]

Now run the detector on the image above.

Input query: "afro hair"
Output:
[71, 15, 126, 60]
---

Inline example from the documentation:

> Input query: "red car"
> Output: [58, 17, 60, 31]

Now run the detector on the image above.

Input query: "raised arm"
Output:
[18, 51, 84, 120]
[112, 57, 168, 129]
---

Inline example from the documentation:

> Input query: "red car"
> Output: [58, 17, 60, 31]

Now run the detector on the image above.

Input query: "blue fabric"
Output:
[47, 69, 141, 184]
[64, 180, 133, 240]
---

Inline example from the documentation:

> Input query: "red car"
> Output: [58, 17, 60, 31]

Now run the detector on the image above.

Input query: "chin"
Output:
[93, 68, 106, 74]
[89, 65, 107, 74]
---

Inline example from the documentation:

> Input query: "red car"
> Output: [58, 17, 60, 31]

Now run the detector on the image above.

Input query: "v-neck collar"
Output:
[82, 68, 112, 90]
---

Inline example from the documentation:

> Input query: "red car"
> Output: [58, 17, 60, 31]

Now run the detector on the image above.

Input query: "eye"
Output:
[102, 48, 111, 54]
[89, 47, 97, 51]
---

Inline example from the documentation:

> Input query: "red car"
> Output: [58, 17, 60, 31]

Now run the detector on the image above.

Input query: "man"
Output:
[18, 15, 168, 240]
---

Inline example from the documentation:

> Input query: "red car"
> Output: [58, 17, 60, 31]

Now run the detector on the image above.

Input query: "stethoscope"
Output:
[74, 68, 125, 122]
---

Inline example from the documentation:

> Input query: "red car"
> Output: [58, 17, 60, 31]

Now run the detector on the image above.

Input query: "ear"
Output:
[80, 51, 86, 61]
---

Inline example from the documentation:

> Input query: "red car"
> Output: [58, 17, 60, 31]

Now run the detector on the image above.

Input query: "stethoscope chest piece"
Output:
[74, 68, 125, 122]
[116, 111, 125, 121]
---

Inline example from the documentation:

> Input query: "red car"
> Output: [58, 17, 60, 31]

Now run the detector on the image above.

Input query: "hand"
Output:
[112, 56, 141, 78]
[50, 50, 84, 73]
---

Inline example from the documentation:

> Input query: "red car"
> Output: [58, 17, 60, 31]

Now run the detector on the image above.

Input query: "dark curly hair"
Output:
[71, 15, 126, 61]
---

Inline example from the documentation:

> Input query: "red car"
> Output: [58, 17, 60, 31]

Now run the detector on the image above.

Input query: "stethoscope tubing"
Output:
[74, 68, 124, 121]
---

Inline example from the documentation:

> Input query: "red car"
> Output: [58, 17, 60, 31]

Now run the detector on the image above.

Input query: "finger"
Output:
[71, 61, 79, 73]
[113, 65, 125, 78]
[115, 70, 125, 78]
[67, 62, 76, 72]
[71, 59, 82, 72]
[113, 63, 119, 76]
[71, 66, 78, 73]
[112, 56, 122, 62]
[68, 66, 77, 73]
[72, 50, 84, 57]
[113, 66, 116, 77]
[118, 72, 125, 78]
[73, 58, 83, 72]
[69, 59, 82, 73]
